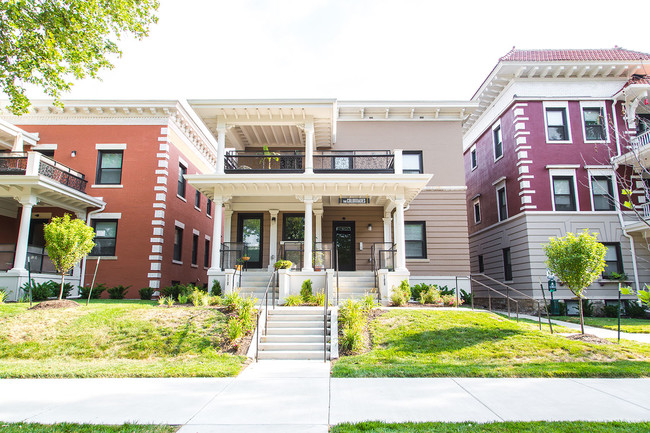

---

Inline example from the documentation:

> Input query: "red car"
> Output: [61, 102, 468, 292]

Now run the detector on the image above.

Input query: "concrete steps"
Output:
[258, 307, 330, 360]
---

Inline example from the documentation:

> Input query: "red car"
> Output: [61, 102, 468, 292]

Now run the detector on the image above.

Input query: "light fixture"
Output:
[271, 216, 276, 222]
[367, 224, 372, 231]
[71, 151, 77, 157]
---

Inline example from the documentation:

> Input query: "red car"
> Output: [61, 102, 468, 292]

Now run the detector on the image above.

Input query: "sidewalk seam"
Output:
[451, 378, 504, 422]
[182, 376, 238, 426]
[569, 379, 650, 412]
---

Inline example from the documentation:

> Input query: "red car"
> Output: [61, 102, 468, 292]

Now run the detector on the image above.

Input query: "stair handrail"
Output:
[324, 268, 329, 362]
[468, 275, 520, 322]
[255, 269, 277, 362]
[335, 246, 340, 305]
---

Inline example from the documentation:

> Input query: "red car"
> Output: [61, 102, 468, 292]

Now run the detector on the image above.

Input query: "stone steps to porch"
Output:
[334, 271, 379, 301]
[258, 307, 330, 360]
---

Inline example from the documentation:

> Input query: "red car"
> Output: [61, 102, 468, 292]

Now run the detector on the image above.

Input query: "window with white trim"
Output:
[493, 124, 503, 160]
[473, 198, 481, 224]
[582, 107, 606, 141]
[552, 175, 577, 211]
[403, 151, 423, 174]
[96, 151, 123, 185]
[602, 242, 623, 278]
[496, 184, 507, 221]
[177, 163, 187, 199]
[191, 233, 199, 266]
[470, 146, 478, 170]
[544, 104, 571, 142]
[173, 226, 183, 262]
[405, 221, 427, 259]
[591, 175, 615, 211]
[90, 220, 118, 256]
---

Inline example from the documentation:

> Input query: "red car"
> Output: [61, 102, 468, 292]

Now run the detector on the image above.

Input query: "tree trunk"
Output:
[58, 273, 65, 300]
[578, 296, 585, 334]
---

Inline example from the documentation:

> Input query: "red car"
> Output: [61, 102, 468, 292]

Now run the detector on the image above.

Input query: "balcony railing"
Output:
[224, 151, 304, 173]
[634, 130, 650, 148]
[0, 152, 88, 193]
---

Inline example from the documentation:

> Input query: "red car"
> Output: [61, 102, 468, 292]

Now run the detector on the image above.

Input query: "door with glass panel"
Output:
[333, 221, 355, 271]
[237, 214, 263, 268]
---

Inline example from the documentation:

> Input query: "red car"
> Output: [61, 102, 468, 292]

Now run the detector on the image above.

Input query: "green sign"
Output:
[548, 278, 557, 292]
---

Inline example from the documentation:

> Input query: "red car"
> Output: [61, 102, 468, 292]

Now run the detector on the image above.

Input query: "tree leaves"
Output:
[43, 213, 95, 276]
[0, 0, 159, 114]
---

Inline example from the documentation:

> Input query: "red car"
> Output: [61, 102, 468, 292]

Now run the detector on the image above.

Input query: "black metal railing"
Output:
[313, 242, 333, 270]
[323, 271, 329, 362]
[279, 241, 303, 269]
[225, 151, 304, 173]
[314, 150, 394, 173]
[370, 242, 396, 272]
[221, 242, 245, 269]
[256, 270, 277, 362]
[38, 157, 87, 193]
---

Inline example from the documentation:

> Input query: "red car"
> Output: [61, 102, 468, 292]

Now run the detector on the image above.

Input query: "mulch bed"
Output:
[29, 299, 80, 310]
[564, 333, 614, 345]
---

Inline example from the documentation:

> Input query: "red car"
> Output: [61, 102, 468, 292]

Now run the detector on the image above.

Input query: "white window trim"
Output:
[174, 220, 185, 229]
[473, 198, 481, 224]
[96, 143, 127, 150]
[495, 180, 508, 222]
[549, 168, 580, 212]
[91, 212, 122, 219]
[470, 145, 478, 170]
[492, 120, 503, 162]
[543, 101, 572, 144]
[178, 157, 188, 168]
[580, 101, 609, 143]
[588, 168, 618, 211]
[33, 143, 57, 151]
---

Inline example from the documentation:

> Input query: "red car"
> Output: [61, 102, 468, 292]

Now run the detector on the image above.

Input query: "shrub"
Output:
[460, 288, 472, 305]
[160, 284, 193, 301]
[0, 288, 6, 303]
[107, 284, 131, 299]
[20, 280, 56, 301]
[627, 301, 647, 319]
[301, 279, 313, 302]
[211, 280, 222, 296]
[341, 326, 364, 353]
[164, 296, 175, 307]
[274, 260, 292, 270]
[438, 285, 455, 296]
[420, 286, 441, 304]
[283, 294, 303, 306]
[157, 296, 167, 306]
[391, 289, 407, 306]
[189, 288, 204, 306]
[208, 295, 222, 306]
[178, 294, 189, 304]
[139, 287, 155, 300]
[226, 317, 244, 342]
[80, 283, 106, 299]
[313, 291, 327, 307]
[223, 291, 242, 312]
[603, 304, 620, 318]
[339, 299, 368, 353]
[399, 279, 411, 300]
[237, 297, 257, 332]
[410, 283, 430, 302]
[360, 294, 376, 311]
[441, 294, 462, 307]
[581, 299, 594, 318]
[558, 301, 568, 316]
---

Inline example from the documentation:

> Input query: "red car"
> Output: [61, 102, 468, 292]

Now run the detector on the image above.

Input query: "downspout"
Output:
[612, 100, 622, 156]
[80, 203, 106, 289]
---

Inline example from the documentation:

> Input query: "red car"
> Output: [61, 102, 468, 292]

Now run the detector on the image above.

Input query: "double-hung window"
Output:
[403, 151, 423, 174]
[602, 243, 623, 278]
[496, 185, 507, 221]
[177, 163, 187, 199]
[503, 248, 512, 281]
[191, 233, 199, 266]
[405, 222, 426, 259]
[173, 226, 183, 262]
[591, 175, 615, 211]
[195, 190, 201, 209]
[207, 199, 212, 216]
[90, 220, 118, 256]
[204, 238, 210, 267]
[552, 176, 577, 211]
[546, 107, 569, 141]
[493, 124, 503, 160]
[96, 151, 123, 184]
[470, 146, 478, 170]
[582, 106, 607, 141]
[473, 198, 481, 224]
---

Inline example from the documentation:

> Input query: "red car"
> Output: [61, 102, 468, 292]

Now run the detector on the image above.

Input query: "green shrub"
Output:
[0, 288, 7, 303]
[603, 304, 620, 318]
[582, 299, 594, 317]
[211, 279, 222, 296]
[301, 279, 313, 302]
[208, 295, 222, 306]
[226, 317, 244, 341]
[164, 296, 175, 307]
[399, 279, 411, 300]
[139, 287, 155, 300]
[410, 283, 430, 302]
[313, 291, 327, 307]
[420, 286, 441, 304]
[274, 260, 292, 270]
[391, 288, 407, 306]
[339, 299, 368, 353]
[283, 294, 303, 306]
[189, 288, 204, 306]
[441, 293, 462, 307]
[627, 301, 647, 319]
[20, 280, 56, 301]
[460, 288, 472, 305]
[237, 297, 257, 332]
[107, 284, 131, 299]
[223, 291, 242, 312]
[341, 326, 364, 353]
[360, 294, 376, 311]
[160, 283, 193, 301]
[178, 294, 189, 304]
[438, 285, 455, 296]
[80, 283, 106, 299]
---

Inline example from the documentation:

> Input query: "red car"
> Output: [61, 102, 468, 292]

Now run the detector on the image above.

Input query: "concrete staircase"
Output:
[335, 271, 379, 301]
[257, 307, 330, 360]
[238, 270, 278, 303]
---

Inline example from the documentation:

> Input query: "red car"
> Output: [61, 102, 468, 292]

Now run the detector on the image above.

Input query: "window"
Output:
[478, 255, 484, 273]
[503, 248, 512, 281]
[473, 199, 481, 224]
[90, 220, 118, 256]
[177, 164, 187, 198]
[591, 176, 615, 211]
[283, 214, 305, 241]
[602, 243, 623, 277]
[493, 125, 503, 160]
[195, 190, 201, 209]
[173, 227, 183, 262]
[403, 151, 423, 174]
[546, 107, 569, 141]
[552, 176, 577, 211]
[207, 199, 212, 216]
[583, 107, 606, 141]
[96, 151, 123, 185]
[405, 221, 427, 259]
[470, 147, 478, 170]
[497, 186, 508, 221]
[204, 239, 210, 267]
[191, 233, 199, 266]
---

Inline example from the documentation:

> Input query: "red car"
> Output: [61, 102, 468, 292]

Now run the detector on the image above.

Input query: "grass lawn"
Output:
[332, 310, 650, 378]
[0, 424, 177, 433]
[331, 421, 650, 433]
[552, 316, 650, 333]
[0, 300, 246, 378]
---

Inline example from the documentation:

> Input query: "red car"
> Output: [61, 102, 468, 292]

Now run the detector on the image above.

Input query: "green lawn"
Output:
[0, 424, 177, 433]
[332, 310, 650, 378]
[331, 421, 650, 433]
[0, 300, 246, 378]
[552, 316, 650, 333]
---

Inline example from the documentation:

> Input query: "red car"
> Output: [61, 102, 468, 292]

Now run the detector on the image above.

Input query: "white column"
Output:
[314, 209, 323, 243]
[394, 149, 403, 174]
[223, 206, 233, 243]
[394, 198, 407, 271]
[383, 214, 392, 244]
[11, 196, 38, 272]
[216, 120, 226, 175]
[305, 118, 314, 175]
[210, 196, 224, 271]
[12, 133, 23, 152]
[303, 197, 314, 271]
[268, 209, 279, 270]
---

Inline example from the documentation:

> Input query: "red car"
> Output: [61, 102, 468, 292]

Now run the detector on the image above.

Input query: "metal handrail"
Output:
[335, 247, 340, 305]
[255, 270, 277, 362]
[469, 276, 520, 322]
[323, 269, 329, 362]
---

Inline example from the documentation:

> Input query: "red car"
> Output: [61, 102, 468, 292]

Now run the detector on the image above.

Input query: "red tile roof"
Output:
[621, 75, 650, 90]
[500, 47, 650, 62]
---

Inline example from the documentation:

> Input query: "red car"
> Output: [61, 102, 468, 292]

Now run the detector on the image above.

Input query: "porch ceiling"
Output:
[186, 173, 432, 205]
[0, 176, 105, 211]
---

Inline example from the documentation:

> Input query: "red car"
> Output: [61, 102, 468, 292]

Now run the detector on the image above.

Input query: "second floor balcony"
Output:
[224, 150, 398, 174]
[0, 152, 88, 193]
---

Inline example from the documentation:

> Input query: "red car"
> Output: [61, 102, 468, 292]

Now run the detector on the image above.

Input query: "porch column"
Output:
[11, 196, 38, 272]
[223, 205, 232, 243]
[210, 196, 224, 271]
[383, 213, 392, 244]
[216, 120, 226, 175]
[12, 133, 24, 152]
[303, 197, 314, 271]
[305, 118, 314, 175]
[268, 209, 279, 270]
[393, 198, 407, 272]
[314, 209, 323, 243]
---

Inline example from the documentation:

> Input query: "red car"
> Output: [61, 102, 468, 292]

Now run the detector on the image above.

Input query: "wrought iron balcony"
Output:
[224, 151, 304, 173]
[0, 152, 88, 193]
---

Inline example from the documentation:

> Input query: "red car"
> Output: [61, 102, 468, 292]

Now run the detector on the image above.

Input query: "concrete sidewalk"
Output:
[3, 362, 650, 432]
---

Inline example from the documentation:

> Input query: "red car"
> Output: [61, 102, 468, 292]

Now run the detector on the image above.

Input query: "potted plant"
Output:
[274, 260, 292, 270]
[314, 252, 325, 271]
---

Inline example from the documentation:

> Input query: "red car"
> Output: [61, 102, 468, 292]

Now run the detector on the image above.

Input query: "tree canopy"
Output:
[0, 0, 159, 115]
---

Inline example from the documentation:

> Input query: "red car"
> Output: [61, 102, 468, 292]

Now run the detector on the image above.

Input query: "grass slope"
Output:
[332, 310, 650, 378]
[0, 300, 246, 378]
[331, 421, 650, 433]
[552, 316, 650, 334]
[0, 424, 177, 433]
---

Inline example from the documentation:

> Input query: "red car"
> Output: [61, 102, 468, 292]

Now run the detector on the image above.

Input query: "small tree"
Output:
[543, 230, 607, 334]
[43, 214, 95, 300]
